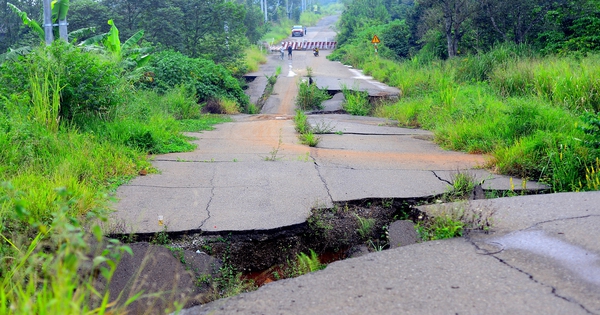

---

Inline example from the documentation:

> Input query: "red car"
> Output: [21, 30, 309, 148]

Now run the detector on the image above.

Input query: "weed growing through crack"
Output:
[296, 249, 325, 275]
[300, 132, 320, 147]
[151, 227, 170, 245]
[264, 129, 284, 161]
[213, 242, 256, 298]
[416, 216, 464, 241]
[296, 67, 331, 110]
[443, 170, 479, 201]
[341, 84, 370, 116]
[355, 214, 376, 240]
[294, 110, 321, 147]
[312, 119, 336, 134]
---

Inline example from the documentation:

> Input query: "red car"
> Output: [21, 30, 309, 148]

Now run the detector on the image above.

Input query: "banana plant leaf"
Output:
[122, 30, 145, 52]
[104, 19, 121, 57]
[7, 3, 44, 40]
[51, 0, 70, 21]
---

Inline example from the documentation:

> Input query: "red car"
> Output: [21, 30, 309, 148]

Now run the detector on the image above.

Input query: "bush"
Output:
[342, 86, 370, 116]
[144, 50, 250, 112]
[0, 42, 127, 125]
[296, 78, 331, 111]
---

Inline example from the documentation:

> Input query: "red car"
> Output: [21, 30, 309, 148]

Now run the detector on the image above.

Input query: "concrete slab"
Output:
[433, 169, 550, 192]
[243, 75, 268, 106]
[182, 192, 600, 315]
[113, 160, 332, 233]
[308, 114, 430, 135]
[184, 238, 590, 315]
[318, 92, 344, 112]
[320, 168, 449, 201]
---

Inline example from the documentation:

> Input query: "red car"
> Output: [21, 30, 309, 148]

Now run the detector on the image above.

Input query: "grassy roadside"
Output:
[0, 44, 231, 313]
[329, 44, 600, 192]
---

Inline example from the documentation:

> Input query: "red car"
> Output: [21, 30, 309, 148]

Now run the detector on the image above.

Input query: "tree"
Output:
[480, 0, 556, 45]
[68, 0, 111, 36]
[174, 0, 248, 63]
[418, 0, 476, 58]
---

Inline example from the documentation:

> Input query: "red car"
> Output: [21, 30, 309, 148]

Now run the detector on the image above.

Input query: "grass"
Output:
[355, 214, 376, 240]
[341, 85, 370, 116]
[0, 50, 231, 313]
[294, 110, 321, 147]
[244, 46, 267, 73]
[296, 68, 331, 111]
[334, 42, 600, 192]
[262, 19, 295, 44]
[1, 186, 136, 314]
[443, 171, 478, 201]
[416, 215, 464, 241]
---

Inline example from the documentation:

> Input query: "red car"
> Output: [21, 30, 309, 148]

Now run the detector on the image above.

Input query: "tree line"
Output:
[0, 0, 328, 64]
[337, 0, 600, 59]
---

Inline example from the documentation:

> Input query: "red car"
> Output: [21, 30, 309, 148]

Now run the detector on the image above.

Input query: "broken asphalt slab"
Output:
[178, 191, 600, 315]
[112, 113, 544, 233]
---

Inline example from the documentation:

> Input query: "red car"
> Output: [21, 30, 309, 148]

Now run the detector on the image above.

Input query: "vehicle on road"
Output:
[292, 25, 304, 37]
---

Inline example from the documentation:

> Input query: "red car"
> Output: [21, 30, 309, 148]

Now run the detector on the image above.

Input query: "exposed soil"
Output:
[103, 198, 428, 314]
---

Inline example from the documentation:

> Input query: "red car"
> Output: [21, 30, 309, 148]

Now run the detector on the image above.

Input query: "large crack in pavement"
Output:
[431, 170, 452, 185]
[469, 236, 597, 315]
[308, 150, 334, 204]
[197, 167, 216, 230]
[466, 215, 600, 315]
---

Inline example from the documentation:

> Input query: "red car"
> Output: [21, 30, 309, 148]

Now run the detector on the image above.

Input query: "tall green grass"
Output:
[244, 46, 267, 73]
[0, 46, 231, 313]
[0, 186, 139, 315]
[337, 43, 600, 192]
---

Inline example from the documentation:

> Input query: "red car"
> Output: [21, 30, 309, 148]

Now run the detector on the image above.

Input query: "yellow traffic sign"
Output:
[371, 35, 380, 44]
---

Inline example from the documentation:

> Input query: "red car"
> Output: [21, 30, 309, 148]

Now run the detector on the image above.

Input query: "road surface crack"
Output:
[309, 149, 333, 203]
[466, 236, 597, 314]
[431, 170, 452, 185]
[198, 168, 216, 230]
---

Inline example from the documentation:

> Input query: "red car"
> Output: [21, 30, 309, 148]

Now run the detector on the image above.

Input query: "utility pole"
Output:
[263, 0, 268, 22]
[58, 18, 68, 42]
[42, 0, 53, 45]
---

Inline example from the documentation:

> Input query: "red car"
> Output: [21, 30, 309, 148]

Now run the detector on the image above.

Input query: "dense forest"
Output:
[334, 0, 600, 59]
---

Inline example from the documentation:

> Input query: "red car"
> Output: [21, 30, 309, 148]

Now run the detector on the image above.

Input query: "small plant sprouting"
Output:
[312, 119, 336, 134]
[444, 170, 478, 201]
[264, 129, 284, 161]
[296, 249, 325, 275]
[294, 110, 321, 147]
[151, 226, 170, 245]
[355, 214, 376, 240]
[416, 216, 464, 241]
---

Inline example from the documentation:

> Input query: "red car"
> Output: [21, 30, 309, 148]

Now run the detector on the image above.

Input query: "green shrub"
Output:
[296, 79, 331, 111]
[342, 87, 370, 116]
[0, 42, 127, 126]
[144, 50, 249, 112]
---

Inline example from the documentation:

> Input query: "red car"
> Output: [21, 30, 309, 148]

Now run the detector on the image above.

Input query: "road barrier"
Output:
[271, 41, 337, 52]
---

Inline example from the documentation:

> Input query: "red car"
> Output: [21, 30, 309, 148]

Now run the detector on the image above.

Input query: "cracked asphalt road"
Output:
[113, 15, 600, 314]
[111, 15, 545, 234]
[182, 192, 600, 315]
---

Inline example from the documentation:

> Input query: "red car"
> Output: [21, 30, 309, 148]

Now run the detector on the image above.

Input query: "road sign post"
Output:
[371, 34, 380, 56]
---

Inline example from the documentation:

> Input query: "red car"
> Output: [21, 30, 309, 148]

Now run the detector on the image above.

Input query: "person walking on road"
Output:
[280, 46, 285, 60]
[287, 45, 293, 60]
